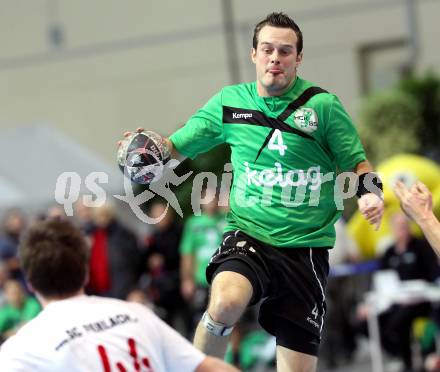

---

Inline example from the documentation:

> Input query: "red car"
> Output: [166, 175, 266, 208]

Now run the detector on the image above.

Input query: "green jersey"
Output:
[170, 77, 366, 248]
[179, 214, 224, 286]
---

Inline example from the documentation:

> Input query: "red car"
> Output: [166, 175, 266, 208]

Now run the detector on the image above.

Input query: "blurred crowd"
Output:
[1, 195, 440, 371]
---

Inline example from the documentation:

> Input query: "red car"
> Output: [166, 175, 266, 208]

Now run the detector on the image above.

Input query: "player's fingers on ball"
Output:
[123, 131, 132, 137]
[136, 127, 144, 133]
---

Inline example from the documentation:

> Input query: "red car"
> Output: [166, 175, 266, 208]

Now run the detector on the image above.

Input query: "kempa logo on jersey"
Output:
[293, 108, 318, 134]
[244, 162, 322, 190]
[232, 112, 253, 120]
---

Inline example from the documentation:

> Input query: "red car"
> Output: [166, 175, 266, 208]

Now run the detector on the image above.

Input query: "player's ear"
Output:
[251, 48, 257, 64]
[296, 51, 303, 68]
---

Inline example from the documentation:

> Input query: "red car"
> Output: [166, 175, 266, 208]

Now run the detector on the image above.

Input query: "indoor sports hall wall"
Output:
[0, 0, 439, 163]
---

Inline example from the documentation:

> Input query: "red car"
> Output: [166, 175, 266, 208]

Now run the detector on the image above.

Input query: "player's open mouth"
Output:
[268, 69, 283, 75]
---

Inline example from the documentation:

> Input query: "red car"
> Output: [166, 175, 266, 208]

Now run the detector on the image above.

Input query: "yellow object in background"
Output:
[347, 154, 440, 258]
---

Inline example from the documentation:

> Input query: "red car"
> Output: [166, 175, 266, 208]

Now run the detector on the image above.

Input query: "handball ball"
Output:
[117, 131, 170, 185]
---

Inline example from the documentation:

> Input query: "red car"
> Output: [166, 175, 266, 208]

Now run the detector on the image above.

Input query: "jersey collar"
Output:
[253, 76, 301, 114]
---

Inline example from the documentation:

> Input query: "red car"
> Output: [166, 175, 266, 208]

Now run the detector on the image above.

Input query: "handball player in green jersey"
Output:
[119, 12, 384, 372]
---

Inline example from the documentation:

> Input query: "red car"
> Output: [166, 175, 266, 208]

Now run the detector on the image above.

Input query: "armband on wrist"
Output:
[356, 172, 383, 199]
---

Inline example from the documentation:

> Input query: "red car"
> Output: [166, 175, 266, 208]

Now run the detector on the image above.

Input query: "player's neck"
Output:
[37, 288, 86, 309]
[256, 76, 297, 97]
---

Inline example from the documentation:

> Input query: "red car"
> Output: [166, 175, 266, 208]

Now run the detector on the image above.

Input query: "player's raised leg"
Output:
[276, 346, 318, 372]
[193, 271, 253, 358]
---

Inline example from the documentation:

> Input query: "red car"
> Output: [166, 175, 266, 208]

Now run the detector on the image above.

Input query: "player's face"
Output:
[252, 26, 302, 96]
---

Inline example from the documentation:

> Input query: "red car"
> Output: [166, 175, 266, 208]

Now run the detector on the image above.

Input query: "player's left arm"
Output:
[324, 94, 384, 230]
[354, 159, 384, 230]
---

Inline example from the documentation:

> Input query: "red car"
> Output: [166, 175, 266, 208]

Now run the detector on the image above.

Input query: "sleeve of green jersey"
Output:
[179, 217, 195, 256]
[169, 91, 225, 159]
[326, 95, 367, 171]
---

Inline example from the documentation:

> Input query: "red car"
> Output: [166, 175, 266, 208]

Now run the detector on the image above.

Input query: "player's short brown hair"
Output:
[252, 12, 303, 53]
[19, 219, 89, 297]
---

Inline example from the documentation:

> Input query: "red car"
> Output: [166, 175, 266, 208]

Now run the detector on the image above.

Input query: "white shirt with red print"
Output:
[0, 295, 205, 372]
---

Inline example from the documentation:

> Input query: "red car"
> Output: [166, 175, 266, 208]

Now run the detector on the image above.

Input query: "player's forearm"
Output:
[418, 213, 440, 257]
[354, 159, 383, 199]
[354, 160, 374, 175]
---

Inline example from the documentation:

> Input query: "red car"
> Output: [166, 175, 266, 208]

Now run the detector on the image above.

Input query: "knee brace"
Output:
[202, 311, 234, 336]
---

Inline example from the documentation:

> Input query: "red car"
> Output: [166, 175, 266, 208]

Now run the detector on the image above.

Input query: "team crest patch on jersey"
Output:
[293, 108, 318, 134]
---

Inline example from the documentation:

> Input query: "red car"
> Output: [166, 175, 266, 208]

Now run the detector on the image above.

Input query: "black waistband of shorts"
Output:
[229, 229, 332, 251]
[275, 246, 332, 250]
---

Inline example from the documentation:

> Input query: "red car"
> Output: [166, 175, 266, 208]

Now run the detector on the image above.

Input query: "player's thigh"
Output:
[276, 345, 317, 372]
[207, 270, 253, 324]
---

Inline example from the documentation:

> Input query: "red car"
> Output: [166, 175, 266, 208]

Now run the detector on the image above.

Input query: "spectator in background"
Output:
[0, 261, 9, 308]
[46, 205, 67, 220]
[87, 203, 142, 299]
[126, 288, 153, 309]
[0, 209, 25, 282]
[180, 189, 224, 331]
[0, 279, 40, 343]
[378, 212, 438, 371]
[142, 201, 186, 330]
[380, 212, 438, 282]
[393, 182, 440, 372]
[73, 199, 94, 235]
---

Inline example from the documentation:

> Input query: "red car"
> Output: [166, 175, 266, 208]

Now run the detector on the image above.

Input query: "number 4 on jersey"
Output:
[268, 129, 287, 156]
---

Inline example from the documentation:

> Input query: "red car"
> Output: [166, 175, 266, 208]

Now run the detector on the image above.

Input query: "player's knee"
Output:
[208, 288, 248, 325]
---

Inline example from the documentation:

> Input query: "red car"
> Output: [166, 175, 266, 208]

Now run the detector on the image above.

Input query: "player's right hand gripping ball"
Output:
[117, 131, 170, 185]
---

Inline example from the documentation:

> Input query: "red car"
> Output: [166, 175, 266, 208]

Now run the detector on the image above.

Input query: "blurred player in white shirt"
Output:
[0, 219, 238, 372]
